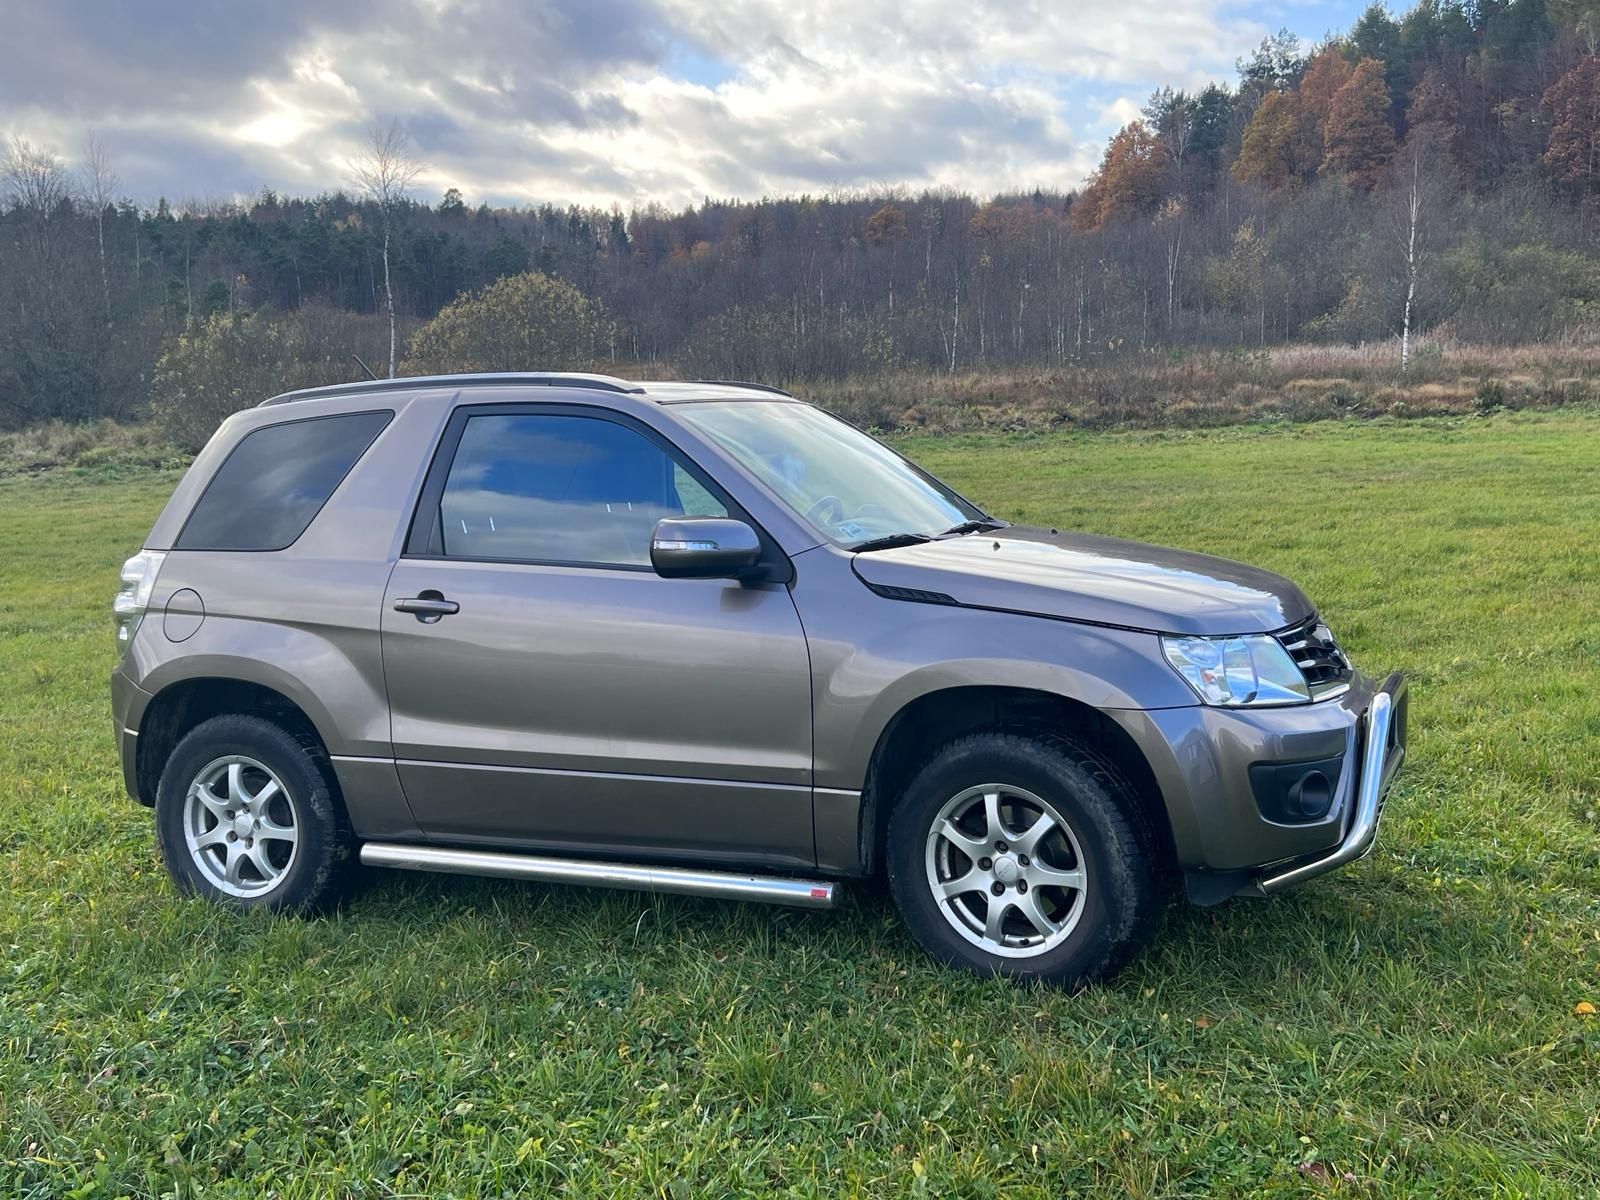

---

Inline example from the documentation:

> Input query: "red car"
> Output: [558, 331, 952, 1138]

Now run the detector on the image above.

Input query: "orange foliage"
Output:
[1543, 57, 1600, 195]
[1299, 48, 1356, 134]
[1069, 121, 1165, 232]
[1233, 91, 1318, 190]
[865, 203, 908, 246]
[1323, 59, 1396, 189]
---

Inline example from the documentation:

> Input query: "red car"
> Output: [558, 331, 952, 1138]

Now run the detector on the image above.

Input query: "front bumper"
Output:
[1110, 670, 1409, 902]
[1246, 672, 1408, 895]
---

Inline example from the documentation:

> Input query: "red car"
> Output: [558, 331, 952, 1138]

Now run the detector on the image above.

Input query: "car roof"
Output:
[257, 372, 796, 408]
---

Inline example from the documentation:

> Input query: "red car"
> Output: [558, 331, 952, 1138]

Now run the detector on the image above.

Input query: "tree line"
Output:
[7, 0, 1600, 432]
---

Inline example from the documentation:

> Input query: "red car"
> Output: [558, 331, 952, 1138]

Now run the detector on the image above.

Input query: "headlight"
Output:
[1161, 634, 1310, 707]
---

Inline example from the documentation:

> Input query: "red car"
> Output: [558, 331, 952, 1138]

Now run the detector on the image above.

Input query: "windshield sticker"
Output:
[837, 521, 868, 541]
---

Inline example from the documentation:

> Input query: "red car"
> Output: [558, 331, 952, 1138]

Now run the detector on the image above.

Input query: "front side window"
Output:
[674, 402, 980, 547]
[177, 410, 392, 551]
[433, 414, 726, 566]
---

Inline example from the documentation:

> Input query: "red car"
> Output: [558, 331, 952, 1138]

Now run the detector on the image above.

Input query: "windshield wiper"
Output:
[938, 518, 1008, 537]
[850, 531, 935, 553]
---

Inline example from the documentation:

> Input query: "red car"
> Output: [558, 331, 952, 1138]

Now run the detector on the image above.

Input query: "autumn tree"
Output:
[1298, 47, 1356, 143]
[864, 203, 908, 246]
[1070, 121, 1165, 231]
[1234, 91, 1318, 188]
[1408, 64, 1461, 132]
[1323, 58, 1397, 189]
[1542, 56, 1600, 197]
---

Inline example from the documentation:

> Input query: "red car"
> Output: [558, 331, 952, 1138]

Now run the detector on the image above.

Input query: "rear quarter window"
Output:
[176, 410, 392, 551]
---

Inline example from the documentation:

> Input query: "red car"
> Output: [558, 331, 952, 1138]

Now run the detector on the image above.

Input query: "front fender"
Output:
[789, 548, 1195, 792]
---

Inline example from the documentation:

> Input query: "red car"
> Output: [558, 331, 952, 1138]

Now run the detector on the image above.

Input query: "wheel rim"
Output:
[182, 755, 299, 898]
[924, 783, 1088, 959]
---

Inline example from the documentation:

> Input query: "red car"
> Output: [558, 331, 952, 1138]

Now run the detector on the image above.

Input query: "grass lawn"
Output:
[3, 410, 1598, 1198]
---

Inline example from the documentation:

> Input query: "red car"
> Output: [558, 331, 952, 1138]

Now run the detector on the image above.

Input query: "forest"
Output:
[7, 0, 1600, 437]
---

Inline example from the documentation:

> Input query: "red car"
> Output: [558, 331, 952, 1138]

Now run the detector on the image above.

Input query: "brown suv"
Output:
[111, 373, 1407, 985]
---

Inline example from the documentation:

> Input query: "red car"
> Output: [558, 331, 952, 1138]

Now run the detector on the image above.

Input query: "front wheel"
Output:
[886, 731, 1165, 987]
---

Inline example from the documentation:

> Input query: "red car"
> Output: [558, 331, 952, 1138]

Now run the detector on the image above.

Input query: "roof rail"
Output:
[694, 379, 795, 398]
[258, 372, 647, 407]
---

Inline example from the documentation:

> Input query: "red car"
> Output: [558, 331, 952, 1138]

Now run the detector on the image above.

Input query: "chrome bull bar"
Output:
[1252, 673, 1408, 895]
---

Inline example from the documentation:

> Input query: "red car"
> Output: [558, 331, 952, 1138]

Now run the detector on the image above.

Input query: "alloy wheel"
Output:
[923, 783, 1088, 958]
[182, 755, 300, 897]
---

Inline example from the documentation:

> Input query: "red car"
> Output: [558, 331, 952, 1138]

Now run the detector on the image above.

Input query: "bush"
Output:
[150, 305, 396, 450]
[403, 272, 613, 375]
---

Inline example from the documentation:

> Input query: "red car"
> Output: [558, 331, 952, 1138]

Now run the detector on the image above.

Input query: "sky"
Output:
[3, 0, 1369, 211]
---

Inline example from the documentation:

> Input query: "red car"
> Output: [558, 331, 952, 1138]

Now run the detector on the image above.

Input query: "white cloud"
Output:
[1101, 96, 1147, 130]
[2, 0, 1271, 207]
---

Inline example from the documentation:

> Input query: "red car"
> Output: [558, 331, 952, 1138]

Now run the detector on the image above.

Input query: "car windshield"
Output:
[674, 401, 985, 547]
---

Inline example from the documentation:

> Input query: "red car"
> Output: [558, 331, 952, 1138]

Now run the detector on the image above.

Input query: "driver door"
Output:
[380, 406, 817, 868]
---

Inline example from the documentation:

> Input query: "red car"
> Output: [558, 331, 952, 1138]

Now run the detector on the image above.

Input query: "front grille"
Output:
[1277, 618, 1352, 699]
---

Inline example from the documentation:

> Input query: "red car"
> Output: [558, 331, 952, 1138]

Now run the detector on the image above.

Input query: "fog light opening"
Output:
[1287, 770, 1333, 821]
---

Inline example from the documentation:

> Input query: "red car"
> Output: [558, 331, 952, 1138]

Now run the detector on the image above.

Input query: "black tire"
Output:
[154, 713, 353, 914]
[885, 731, 1165, 987]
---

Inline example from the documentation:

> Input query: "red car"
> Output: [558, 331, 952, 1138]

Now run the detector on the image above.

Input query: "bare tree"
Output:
[349, 120, 423, 376]
[1400, 154, 1421, 368]
[78, 134, 120, 322]
[1390, 129, 1451, 369]
[2, 137, 70, 219]
[1156, 197, 1184, 336]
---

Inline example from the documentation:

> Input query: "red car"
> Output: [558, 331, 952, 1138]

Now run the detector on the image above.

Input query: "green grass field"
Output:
[3, 411, 1598, 1198]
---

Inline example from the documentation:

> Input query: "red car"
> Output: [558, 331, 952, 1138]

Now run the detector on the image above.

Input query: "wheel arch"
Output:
[133, 677, 330, 807]
[857, 685, 1176, 880]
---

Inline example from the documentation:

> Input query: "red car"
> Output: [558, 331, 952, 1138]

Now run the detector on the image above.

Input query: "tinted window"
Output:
[434, 414, 726, 565]
[177, 411, 392, 551]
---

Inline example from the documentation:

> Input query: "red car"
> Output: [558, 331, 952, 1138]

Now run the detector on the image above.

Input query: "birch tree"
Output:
[1389, 129, 1451, 369]
[349, 121, 423, 377]
[1400, 149, 1422, 368]
[78, 134, 119, 322]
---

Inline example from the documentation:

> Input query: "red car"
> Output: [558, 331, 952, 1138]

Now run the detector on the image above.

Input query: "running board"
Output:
[359, 843, 839, 910]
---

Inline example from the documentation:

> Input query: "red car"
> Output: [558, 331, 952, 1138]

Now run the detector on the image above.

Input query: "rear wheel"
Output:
[886, 731, 1164, 986]
[155, 714, 352, 913]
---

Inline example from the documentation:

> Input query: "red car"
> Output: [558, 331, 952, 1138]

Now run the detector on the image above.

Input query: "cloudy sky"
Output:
[5, 0, 1366, 210]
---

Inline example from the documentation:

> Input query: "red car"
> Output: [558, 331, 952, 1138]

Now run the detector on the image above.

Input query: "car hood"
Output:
[850, 526, 1314, 635]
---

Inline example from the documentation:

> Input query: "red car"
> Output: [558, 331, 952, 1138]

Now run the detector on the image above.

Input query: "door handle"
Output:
[394, 593, 459, 622]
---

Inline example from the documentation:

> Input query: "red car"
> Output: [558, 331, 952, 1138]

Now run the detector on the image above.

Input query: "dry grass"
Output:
[796, 341, 1600, 433]
[11, 340, 1600, 467]
[0, 420, 186, 476]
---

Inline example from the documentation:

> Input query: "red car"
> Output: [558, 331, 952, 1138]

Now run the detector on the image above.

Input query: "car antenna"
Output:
[351, 353, 379, 382]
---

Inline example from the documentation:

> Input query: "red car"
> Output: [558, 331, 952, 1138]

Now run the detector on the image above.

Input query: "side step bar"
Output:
[360, 843, 839, 910]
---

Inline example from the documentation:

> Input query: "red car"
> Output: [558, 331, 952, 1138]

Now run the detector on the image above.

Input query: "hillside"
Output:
[5, 0, 1600, 432]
